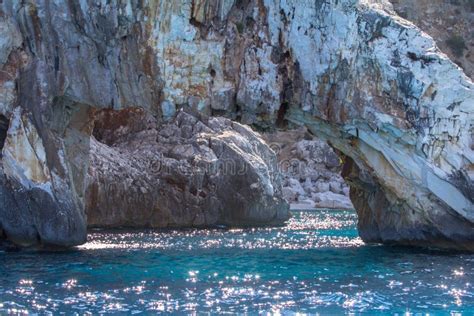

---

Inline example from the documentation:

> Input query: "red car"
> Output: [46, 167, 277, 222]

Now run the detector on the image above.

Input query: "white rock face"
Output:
[278, 0, 474, 249]
[151, 1, 235, 114]
[146, 0, 473, 249]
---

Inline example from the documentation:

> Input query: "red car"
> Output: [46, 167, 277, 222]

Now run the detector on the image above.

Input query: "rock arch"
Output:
[0, 0, 472, 250]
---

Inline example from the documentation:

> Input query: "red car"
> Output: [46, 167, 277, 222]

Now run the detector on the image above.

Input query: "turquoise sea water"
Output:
[0, 210, 473, 314]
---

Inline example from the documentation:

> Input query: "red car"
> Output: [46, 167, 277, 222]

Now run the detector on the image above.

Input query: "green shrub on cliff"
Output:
[446, 35, 467, 57]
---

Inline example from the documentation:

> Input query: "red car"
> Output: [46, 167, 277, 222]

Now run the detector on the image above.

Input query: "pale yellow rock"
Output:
[2, 108, 51, 187]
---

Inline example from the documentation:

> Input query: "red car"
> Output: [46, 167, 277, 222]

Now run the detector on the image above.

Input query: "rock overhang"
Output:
[0, 0, 471, 250]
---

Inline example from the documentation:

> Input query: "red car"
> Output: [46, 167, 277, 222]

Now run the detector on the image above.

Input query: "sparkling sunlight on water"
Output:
[0, 210, 473, 314]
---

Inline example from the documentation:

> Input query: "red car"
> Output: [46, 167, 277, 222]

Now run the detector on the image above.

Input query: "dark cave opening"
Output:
[91, 107, 155, 146]
[276, 102, 289, 128]
[0, 115, 9, 155]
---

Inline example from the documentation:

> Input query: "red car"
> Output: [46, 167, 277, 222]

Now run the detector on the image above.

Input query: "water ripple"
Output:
[0, 210, 473, 314]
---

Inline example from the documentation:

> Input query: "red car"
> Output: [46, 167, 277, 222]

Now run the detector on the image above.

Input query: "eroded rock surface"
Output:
[0, 0, 472, 249]
[263, 128, 354, 210]
[86, 109, 289, 228]
[0, 107, 88, 247]
[390, 0, 473, 79]
[278, 2, 474, 250]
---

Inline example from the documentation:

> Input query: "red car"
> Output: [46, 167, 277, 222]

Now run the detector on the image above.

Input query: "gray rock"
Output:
[342, 187, 350, 197]
[302, 178, 314, 192]
[161, 101, 176, 121]
[315, 181, 330, 194]
[282, 187, 297, 202]
[0, 0, 471, 250]
[86, 110, 289, 228]
[0, 16, 21, 67]
[313, 192, 354, 210]
[329, 181, 342, 194]
[285, 178, 306, 198]
[0, 107, 88, 247]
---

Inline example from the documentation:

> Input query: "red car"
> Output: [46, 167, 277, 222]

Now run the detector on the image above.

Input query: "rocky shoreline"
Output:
[263, 128, 354, 211]
[0, 1, 472, 250]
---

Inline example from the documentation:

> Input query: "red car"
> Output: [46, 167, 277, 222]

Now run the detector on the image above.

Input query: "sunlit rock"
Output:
[0, 107, 88, 247]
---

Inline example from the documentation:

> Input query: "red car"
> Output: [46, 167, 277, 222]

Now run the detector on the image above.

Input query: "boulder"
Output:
[315, 180, 330, 194]
[282, 187, 297, 202]
[86, 110, 289, 228]
[342, 187, 350, 197]
[264, 129, 354, 210]
[313, 192, 354, 210]
[329, 181, 342, 194]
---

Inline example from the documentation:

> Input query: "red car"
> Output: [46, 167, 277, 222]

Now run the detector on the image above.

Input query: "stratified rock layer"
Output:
[0, 1, 472, 249]
[86, 109, 289, 228]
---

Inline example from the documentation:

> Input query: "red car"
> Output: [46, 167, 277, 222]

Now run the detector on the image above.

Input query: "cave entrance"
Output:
[263, 127, 354, 210]
[0, 115, 9, 156]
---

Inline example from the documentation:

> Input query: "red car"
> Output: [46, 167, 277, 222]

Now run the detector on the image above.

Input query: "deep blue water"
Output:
[1, 210, 473, 314]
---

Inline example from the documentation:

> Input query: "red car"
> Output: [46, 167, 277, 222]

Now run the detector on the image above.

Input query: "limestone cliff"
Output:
[0, 0, 472, 250]
[391, 0, 473, 79]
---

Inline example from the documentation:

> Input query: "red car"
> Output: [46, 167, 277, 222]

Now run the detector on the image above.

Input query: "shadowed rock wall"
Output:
[0, 0, 472, 250]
